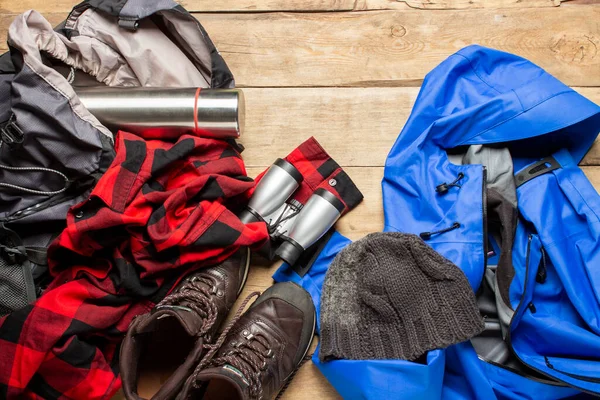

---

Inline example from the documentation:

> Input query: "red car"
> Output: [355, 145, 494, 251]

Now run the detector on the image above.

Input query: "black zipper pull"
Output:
[536, 248, 547, 283]
[436, 173, 465, 194]
[528, 303, 537, 313]
[420, 222, 461, 240]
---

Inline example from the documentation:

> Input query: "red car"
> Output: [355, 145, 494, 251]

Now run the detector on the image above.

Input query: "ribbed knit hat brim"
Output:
[319, 232, 484, 362]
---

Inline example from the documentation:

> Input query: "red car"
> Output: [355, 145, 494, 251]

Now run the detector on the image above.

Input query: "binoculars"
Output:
[240, 158, 344, 266]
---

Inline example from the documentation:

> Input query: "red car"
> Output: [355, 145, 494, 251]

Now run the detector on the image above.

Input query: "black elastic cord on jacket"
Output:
[436, 173, 464, 194]
[420, 222, 461, 240]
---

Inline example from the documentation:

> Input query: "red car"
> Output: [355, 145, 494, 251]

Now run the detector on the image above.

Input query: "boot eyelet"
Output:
[216, 290, 224, 297]
[265, 349, 273, 357]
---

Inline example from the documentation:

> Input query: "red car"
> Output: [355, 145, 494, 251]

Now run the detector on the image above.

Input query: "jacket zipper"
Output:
[478, 235, 566, 386]
[544, 357, 600, 383]
[481, 166, 488, 287]
[501, 235, 598, 393]
[480, 234, 568, 386]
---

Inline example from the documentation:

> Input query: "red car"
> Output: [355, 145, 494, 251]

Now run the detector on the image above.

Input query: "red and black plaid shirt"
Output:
[0, 133, 361, 399]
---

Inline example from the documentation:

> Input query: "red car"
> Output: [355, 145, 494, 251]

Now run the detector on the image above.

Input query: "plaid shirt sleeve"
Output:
[0, 134, 362, 399]
[252, 136, 363, 214]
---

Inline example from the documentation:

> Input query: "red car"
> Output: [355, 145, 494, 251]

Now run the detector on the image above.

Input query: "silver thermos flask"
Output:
[75, 87, 244, 139]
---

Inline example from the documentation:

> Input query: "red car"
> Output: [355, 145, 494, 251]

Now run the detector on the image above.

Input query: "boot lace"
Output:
[192, 292, 272, 399]
[155, 272, 220, 339]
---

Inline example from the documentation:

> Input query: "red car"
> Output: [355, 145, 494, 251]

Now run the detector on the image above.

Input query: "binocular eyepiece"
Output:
[241, 159, 344, 266]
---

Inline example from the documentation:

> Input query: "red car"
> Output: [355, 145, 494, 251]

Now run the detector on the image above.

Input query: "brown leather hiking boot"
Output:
[177, 282, 316, 400]
[119, 247, 250, 400]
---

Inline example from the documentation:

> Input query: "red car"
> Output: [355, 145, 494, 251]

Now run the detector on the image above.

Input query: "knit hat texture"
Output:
[319, 232, 484, 362]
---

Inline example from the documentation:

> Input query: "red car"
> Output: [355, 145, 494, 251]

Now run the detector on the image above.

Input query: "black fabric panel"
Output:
[8, 45, 23, 72]
[193, 220, 241, 247]
[0, 304, 32, 343]
[148, 205, 167, 226]
[192, 176, 225, 201]
[142, 179, 165, 194]
[86, 0, 128, 16]
[87, 225, 127, 248]
[151, 138, 195, 175]
[109, 258, 158, 298]
[63, 318, 96, 337]
[56, 336, 96, 369]
[122, 140, 146, 174]
[210, 49, 235, 89]
[219, 147, 240, 160]
[0, 52, 15, 74]
[332, 170, 364, 210]
[91, 293, 134, 306]
[29, 374, 62, 400]
[487, 188, 518, 309]
[317, 158, 340, 179]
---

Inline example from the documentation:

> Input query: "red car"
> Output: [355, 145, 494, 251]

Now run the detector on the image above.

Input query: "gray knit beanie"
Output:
[319, 232, 484, 362]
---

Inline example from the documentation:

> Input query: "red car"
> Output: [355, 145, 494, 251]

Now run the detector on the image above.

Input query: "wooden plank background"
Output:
[1, 0, 599, 399]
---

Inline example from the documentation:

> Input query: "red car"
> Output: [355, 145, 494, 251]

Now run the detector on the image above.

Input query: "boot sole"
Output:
[237, 247, 251, 296]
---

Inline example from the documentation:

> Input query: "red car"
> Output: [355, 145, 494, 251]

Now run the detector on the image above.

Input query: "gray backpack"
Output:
[0, 0, 233, 316]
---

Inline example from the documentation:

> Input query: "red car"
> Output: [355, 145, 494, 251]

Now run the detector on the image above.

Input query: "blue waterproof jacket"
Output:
[274, 45, 600, 399]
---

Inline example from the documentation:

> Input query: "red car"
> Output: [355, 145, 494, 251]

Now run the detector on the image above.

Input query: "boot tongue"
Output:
[197, 365, 250, 399]
[148, 305, 205, 336]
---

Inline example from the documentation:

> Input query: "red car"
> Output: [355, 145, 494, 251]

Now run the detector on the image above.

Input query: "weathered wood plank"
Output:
[355, 0, 566, 10]
[239, 87, 600, 167]
[196, 8, 600, 87]
[1, 0, 580, 14]
[0, 0, 355, 14]
[2, 8, 600, 87]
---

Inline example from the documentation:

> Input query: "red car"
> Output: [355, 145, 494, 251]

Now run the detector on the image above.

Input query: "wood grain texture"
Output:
[2, 7, 600, 87]
[1, 0, 577, 14]
[239, 87, 600, 167]
[0, 0, 355, 14]
[195, 7, 600, 87]
[355, 0, 565, 10]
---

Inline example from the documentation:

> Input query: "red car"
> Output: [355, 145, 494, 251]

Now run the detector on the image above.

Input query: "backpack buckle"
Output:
[1, 114, 24, 146]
